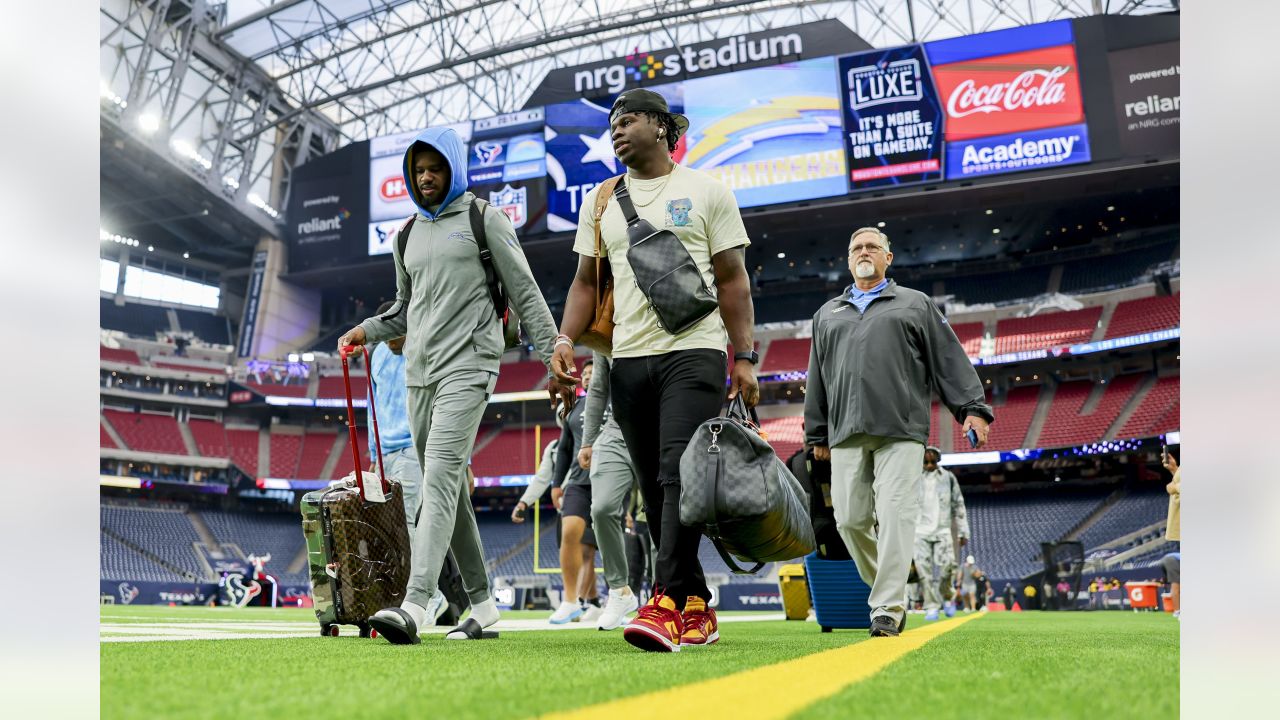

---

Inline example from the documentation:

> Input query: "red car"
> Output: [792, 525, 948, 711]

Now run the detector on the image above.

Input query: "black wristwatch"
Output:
[734, 350, 759, 365]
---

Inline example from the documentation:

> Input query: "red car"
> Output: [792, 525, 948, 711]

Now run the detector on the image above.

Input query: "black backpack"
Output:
[395, 199, 522, 349]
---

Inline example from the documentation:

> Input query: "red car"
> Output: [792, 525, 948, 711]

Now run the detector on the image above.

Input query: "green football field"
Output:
[100, 606, 1177, 719]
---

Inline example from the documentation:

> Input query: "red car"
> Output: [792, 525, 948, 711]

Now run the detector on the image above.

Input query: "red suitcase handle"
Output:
[340, 345, 388, 496]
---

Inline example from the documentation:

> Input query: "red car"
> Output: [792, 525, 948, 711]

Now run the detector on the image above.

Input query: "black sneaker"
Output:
[869, 615, 900, 637]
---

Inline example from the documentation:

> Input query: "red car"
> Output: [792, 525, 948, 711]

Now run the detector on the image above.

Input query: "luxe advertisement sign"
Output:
[837, 44, 945, 190]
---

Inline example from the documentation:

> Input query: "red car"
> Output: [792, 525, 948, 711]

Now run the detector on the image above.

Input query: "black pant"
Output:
[627, 520, 653, 599]
[611, 348, 726, 608]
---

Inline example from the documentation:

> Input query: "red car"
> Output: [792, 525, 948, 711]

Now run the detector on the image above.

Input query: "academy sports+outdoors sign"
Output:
[924, 20, 1091, 179]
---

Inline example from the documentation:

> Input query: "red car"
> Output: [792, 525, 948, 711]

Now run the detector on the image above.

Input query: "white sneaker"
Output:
[548, 601, 583, 625]
[581, 603, 603, 624]
[596, 588, 639, 630]
[424, 590, 448, 625]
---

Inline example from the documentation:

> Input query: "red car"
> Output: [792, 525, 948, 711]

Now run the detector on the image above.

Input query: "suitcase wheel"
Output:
[821, 626, 832, 633]
[321, 624, 339, 637]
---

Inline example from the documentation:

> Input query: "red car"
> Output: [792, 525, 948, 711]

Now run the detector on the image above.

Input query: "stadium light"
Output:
[301, 352, 315, 362]
[776, 252, 786, 259]
[101, 228, 139, 248]
[137, 113, 161, 134]
[992, 228, 1000, 234]
[877, 221, 886, 227]
[183, 252, 190, 259]
[287, 353, 300, 363]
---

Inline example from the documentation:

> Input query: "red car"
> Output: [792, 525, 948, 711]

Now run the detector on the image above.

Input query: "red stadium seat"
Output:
[952, 386, 1041, 453]
[1103, 294, 1180, 339]
[297, 431, 340, 479]
[317, 374, 367, 401]
[102, 409, 187, 455]
[1115, 376, 1180, 438]
[187, 419, 227, 457]
[1036, 375, 1143, 449]
[760, 338, 811, 374]
[245, 382, 309, 398]
[100, 345, 142, 365]
[268, 431, 304, 478]
[993, 307, 1103, 356]
[226, 427, 261, 476]
[471, 426, 561, 478]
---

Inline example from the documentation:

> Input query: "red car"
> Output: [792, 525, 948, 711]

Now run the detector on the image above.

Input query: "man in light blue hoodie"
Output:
[339, 127, 575, 644]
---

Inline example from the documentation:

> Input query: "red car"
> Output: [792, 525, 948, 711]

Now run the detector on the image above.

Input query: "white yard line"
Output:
[100, 613, 786, 643]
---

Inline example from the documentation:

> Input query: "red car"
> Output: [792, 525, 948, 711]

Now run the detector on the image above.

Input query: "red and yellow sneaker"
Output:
[623, 591, 683, 652]
[680, 596, 719, 647]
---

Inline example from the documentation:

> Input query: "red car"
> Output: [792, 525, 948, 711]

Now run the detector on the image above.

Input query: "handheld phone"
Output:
[966, 428, 979, 448]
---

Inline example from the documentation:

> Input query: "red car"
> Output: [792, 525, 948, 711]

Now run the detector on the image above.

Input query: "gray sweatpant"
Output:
[589, 425, 638, 591]
[382, 446, 422, 533]
[830, 434, 924, 625]
[404, 369, 497, 609]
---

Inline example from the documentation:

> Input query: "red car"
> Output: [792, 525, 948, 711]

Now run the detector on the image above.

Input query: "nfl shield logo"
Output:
[491, 185, 527, 229]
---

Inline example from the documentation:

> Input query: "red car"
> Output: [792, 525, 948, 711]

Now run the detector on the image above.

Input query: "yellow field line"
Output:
[541, 613, 983, 720]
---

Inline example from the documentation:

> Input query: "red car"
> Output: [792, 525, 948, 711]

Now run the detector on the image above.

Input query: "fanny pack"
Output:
[613, 180, 718, 335]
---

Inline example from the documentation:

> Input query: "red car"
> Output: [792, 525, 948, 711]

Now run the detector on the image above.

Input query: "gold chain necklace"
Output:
[627, 164, 676, 208]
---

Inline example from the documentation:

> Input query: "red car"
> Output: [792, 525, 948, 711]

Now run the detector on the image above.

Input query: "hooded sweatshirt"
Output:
[358, 127, 559, 386]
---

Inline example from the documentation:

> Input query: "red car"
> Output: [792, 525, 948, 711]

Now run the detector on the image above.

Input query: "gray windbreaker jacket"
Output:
[804, 280, 993, 448]
[358, 126, 558, 386]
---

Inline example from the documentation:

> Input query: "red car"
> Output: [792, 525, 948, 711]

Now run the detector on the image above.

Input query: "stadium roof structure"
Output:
[100, 0, 1177, 265]
[217, 0, 1178, 144]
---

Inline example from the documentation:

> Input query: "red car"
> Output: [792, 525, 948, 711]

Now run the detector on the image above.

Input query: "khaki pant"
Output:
[403, 370, 497, 609]
[830, 434, 924, 624]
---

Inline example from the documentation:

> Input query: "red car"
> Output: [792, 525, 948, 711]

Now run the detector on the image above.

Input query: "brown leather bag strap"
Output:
[592, 176, 622, 303]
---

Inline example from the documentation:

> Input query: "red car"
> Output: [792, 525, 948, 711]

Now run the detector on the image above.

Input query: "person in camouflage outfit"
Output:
[914, 446, 969, 620]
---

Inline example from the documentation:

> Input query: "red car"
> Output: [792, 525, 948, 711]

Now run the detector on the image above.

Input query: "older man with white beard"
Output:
[804, 226, 993, 637]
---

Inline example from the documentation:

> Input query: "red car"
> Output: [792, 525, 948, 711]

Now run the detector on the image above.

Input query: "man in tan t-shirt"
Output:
[550, 89, 759, 653]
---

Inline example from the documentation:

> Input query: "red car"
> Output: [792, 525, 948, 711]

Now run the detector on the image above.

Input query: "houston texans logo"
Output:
[225, 573, 263, 608]
[473, 141, 504, 166]
[117, 582, 140, 605]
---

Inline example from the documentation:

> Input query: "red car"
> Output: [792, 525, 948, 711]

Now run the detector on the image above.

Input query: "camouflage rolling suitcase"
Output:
[301, 345, 412, 637]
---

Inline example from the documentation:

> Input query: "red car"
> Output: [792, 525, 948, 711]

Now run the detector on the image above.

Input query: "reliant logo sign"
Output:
[297, 211, 349, 236]
[574, 32, 804, 94]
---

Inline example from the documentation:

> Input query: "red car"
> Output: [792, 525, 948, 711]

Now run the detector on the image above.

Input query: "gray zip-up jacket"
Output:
[804, 280, 993, 448]
[582, 352, 623, 448]
[358, 127, 558, 386]
[551, 399, 588, 488]
[518, 440, 559, 506]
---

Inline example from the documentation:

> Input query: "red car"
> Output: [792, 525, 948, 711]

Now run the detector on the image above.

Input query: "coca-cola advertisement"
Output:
[926, 20, 1091, 179]
[837, 44, 945, 191]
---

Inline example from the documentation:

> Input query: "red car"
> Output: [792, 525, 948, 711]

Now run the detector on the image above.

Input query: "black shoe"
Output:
[869, 615, 901, 637]
[444, 617, 499, 640]
[898, 612, 907, 634]
[368, 607, 421, 645]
